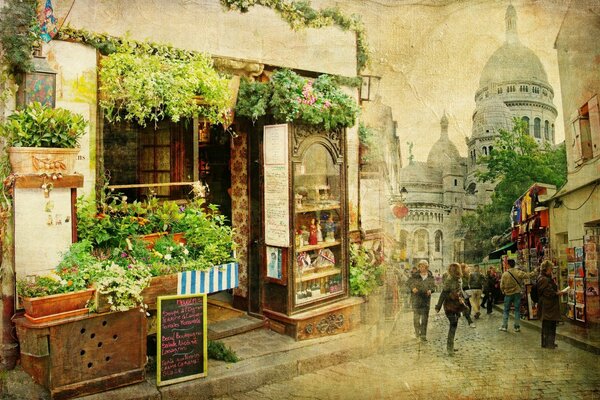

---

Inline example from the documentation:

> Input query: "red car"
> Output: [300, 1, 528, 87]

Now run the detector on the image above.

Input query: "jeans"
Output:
[446, 312, 460, 352]
[502, 292, 521, 329]
[413, 308, 430, 338]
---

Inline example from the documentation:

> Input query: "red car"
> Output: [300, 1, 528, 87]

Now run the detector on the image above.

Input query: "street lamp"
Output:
[390, 186, 409, 219]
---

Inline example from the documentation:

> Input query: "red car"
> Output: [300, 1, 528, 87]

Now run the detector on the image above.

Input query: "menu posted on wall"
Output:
[264, 124, 290, 247]
[157, 294, 207, 386]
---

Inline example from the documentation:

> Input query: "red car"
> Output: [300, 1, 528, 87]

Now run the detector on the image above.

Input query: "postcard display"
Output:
[565, 237, 600, 324]
[261, 124, 360, 340]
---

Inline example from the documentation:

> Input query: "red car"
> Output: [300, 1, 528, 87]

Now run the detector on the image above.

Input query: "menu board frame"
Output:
[157, 293, 207, 386]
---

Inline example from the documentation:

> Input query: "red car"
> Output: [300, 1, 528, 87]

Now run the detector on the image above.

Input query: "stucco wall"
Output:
[56, 0, 357, 77]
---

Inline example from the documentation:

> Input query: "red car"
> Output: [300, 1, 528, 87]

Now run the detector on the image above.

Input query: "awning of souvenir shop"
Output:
[488, 241, 517, 259]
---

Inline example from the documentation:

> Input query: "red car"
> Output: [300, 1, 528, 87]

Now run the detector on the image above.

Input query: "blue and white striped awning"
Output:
[177, 262, 239, 295]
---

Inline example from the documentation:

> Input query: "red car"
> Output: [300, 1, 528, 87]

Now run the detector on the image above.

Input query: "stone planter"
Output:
[20, 288, 95, 323]
[8, 147, 80, 175]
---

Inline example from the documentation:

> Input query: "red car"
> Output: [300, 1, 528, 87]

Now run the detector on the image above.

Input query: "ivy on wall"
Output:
[0, 0, 40, 76]
[220, 0, 370, 72]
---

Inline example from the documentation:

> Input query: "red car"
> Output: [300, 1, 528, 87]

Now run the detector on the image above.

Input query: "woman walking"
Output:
[435, 263, 467, 356]
[538, 260, 567, 348]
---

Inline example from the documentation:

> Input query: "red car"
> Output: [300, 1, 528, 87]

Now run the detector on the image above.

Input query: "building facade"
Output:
[397, 5, 558, 267]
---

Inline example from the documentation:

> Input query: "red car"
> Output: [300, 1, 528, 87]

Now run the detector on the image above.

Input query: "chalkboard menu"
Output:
[157, 294, 207, 386]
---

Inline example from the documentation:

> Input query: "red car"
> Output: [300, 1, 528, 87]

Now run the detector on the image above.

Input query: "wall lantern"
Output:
[16, 49, 57, 108]
[360, 75, 381, 101]
[390, 186, 409, 219]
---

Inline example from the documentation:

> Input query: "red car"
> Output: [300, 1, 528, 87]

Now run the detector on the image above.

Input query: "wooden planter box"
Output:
[8, 147, 80, 175]
[141, 274, 178, 311]
[21, 289, 95, 324]
[14, 309, 147, 400]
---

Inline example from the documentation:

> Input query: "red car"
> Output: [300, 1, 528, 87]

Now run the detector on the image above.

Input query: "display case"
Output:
[261, 124, 359, 340]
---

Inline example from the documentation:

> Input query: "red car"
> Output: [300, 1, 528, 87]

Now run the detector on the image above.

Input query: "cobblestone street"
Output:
[218, 304, 600, 400]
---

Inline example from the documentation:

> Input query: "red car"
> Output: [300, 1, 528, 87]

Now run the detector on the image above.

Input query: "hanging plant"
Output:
[99, 50, 231, 127]
[236, 69, 359, 131]
[0, 0, 40, 76]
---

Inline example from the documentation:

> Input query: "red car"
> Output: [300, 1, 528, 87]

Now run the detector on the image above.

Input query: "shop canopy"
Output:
[488, 241, 517, 260]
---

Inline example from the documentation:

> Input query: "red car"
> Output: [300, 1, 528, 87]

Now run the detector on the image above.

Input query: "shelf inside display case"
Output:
[294, 203, 341, 214]
[298, 267, 342, 282]
[296, 241, 341, 253]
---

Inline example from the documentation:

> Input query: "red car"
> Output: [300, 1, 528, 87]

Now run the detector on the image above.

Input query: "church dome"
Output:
[399, 161, 440, 185]
[472, 97, 513, 138]
[427, 113, 461, 171]
[479, 41, 549, 87]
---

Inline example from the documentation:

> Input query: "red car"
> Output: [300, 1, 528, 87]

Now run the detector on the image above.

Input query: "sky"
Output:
[330, 0, 571, 165]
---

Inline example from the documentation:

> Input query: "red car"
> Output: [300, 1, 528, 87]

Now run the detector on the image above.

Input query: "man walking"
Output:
[468, 264, 485, 319]
[408, 260, 436, 341]
[499, 259, 539, 332]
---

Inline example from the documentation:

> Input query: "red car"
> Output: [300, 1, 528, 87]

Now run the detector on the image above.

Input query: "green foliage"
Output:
[93, 260, 152, 312]
[220, 0, 370, 71]
[0, 0, 40, 76]
[208, 339, 239, 362]
[349, 244, 383, 297]
[0, 102, 88, 148]
[358, 123, 380, 164]
[236, 69, 359, 131]
[99, 51, 231, 127]
[461, 118, 568, 261]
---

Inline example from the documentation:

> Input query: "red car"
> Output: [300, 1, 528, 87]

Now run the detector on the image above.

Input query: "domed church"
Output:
[396, 5, 557, 267]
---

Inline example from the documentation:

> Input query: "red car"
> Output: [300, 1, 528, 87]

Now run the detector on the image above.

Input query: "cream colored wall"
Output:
[58, 0, 357, 77]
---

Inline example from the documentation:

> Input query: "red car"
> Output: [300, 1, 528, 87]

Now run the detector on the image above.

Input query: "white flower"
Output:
[164, 254, 172, 261]
[183, 248, 189, 256]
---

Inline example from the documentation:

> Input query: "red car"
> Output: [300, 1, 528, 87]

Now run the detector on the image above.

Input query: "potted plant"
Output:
[0, 101, 87, 175]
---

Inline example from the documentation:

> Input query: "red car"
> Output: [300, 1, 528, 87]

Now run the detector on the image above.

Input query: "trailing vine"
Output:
[0, 0, 40, 77]
[235, 69, 359, 131]
[220, 0, 370, 72]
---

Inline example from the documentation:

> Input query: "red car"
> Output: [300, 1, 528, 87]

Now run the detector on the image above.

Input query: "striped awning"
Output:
[177, 262, 239, 295]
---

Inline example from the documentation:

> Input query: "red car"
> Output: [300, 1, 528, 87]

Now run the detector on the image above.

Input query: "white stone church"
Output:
[396, 5, 558, 270]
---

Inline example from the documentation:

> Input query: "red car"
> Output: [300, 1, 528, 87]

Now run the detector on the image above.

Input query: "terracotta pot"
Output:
[138, 232, 186, 249]
[8, 147, 80, 175]
[20, 288, 95, 323]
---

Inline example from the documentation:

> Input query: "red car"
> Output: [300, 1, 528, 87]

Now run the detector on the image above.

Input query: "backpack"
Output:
[530, 281, 539, 303]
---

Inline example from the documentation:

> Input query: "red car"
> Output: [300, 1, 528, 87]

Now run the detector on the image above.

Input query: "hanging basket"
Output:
[8, 147, 80, 175]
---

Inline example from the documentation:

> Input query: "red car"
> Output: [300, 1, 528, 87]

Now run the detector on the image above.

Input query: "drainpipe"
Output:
[0, 216, 18, 371]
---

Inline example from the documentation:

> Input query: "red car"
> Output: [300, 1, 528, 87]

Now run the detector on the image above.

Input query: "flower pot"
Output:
[20, 288, 95, 323]
[8, 147, 80, 175]
[138, 232, 186, 249]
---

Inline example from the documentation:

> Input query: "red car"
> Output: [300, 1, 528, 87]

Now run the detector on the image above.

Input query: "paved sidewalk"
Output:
[1, 294, 599, 399]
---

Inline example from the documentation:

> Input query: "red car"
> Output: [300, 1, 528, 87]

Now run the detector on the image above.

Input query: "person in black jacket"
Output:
[435, 262, 466, 356]
[480, 266, 498, 314]
[408, 260, 436, 342]
[538, 260, 567, 348]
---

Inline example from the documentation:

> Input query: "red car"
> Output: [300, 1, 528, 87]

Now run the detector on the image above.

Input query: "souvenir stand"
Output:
[510, 184, 556, 319]
[565, 232, 600, 324]
[260, 124, 361, 340]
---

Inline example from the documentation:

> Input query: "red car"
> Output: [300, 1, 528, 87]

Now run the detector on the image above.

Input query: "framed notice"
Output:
[264, 124, 290, 247]
[157, 294, 207, 386]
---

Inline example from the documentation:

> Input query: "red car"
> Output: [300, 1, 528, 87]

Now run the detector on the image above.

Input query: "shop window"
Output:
[571, 95, 600, 165]
[534, 117, 541, 138]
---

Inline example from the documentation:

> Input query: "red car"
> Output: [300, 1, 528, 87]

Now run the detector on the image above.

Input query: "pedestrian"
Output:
[435, 262, 467, 356]
[499, 259, 539, 332]
[408, 260, 436, 341]
[480, 266, 497, 314]
[468, 264, 485, 319]
[537, 260, 567, 348]
[460, 263, 475, 328]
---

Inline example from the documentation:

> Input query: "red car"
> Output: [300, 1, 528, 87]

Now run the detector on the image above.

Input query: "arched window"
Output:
[435, 231, 443, 253]
[522, 116, 530, 134]
[398, 230, 408, 250]
[454, 179, 458, 186]
[552, 123, 555, 141]
[467, 182, 476, 195]
[489, 146, 493, 153]
[534, 117, 541, 138]
[544, 120, 549, 140]
[498, 87, 503, 94]
[415, 230, 428, 253]
[482, 146, 488, 155]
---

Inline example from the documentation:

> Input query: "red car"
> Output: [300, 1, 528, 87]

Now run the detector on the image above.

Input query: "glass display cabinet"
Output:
[262, 124, 357, 340]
